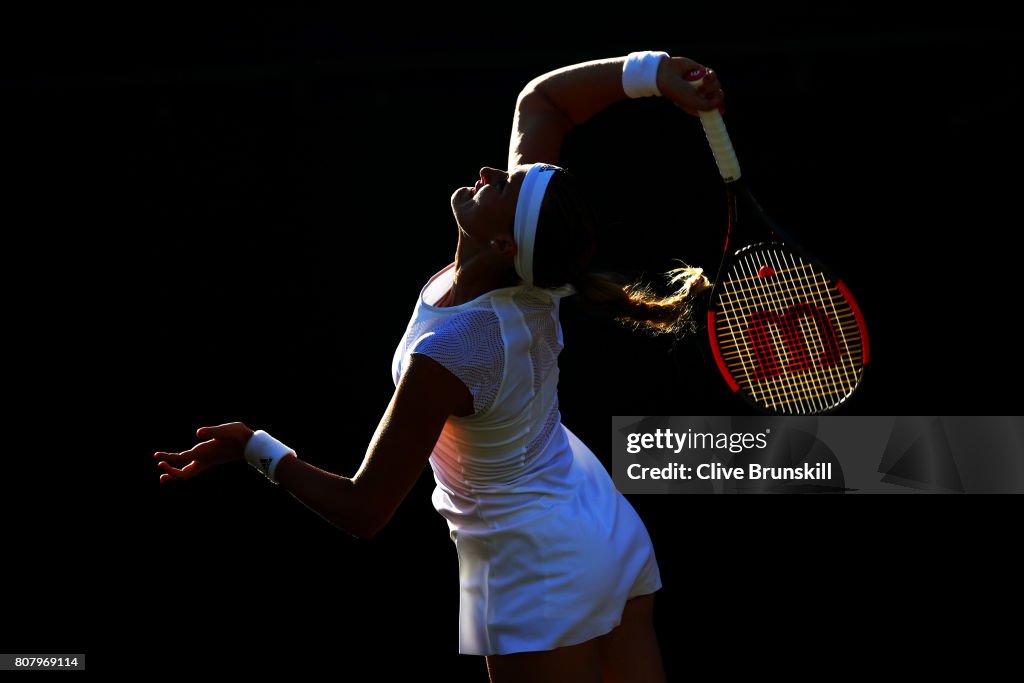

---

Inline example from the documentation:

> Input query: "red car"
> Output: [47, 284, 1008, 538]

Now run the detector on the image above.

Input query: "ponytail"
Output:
[573, 266, 710, 336]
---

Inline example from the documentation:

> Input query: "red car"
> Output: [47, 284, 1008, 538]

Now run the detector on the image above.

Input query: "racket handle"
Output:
[685, 68, 742, 183]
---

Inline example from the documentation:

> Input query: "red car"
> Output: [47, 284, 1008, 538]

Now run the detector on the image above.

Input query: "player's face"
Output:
[451, 165, 529, 242]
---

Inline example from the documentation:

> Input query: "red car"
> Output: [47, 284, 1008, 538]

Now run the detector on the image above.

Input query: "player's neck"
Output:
[448, 238, 518, 307]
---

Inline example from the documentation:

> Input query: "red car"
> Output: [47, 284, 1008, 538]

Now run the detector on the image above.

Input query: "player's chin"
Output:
[451, 186, 477, 213]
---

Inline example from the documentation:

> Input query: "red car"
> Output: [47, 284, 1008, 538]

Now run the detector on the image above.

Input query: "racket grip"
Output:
[685, 68, 742, 183]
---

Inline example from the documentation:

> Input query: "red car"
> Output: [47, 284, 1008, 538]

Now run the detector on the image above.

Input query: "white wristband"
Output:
[622, 51, 669, 98]
[244, 430, 296, 484]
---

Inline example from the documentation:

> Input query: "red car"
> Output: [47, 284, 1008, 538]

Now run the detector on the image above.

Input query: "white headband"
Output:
[513, 163, 561, 285]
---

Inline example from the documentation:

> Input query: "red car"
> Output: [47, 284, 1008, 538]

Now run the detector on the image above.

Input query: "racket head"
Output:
[707, 241, 870, 414]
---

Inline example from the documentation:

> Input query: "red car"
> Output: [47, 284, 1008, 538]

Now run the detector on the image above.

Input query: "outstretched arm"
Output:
[509, 54, 725, 168]
[153, 353, 471, 539]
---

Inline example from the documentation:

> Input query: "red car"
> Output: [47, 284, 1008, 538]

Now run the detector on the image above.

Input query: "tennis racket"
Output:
[687, 67, 869, 415]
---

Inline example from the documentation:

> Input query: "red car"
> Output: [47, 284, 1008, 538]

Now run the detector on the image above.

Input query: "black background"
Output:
[6, 4, 1022, 677]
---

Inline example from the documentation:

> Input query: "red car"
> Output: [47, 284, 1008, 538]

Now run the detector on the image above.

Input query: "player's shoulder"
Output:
[415, 307, 503, 357]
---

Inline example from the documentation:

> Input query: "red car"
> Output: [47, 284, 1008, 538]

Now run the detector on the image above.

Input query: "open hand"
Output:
[656, 56, 725, 117]
[153, 422, 254, 483]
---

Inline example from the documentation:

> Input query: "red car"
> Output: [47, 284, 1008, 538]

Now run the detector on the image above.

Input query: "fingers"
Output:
[664, 66, 725, 116]
[707, 92, 726, 115]
[694, 69, 725, 114]
[695, 89, 725, 114]
[157, 460, 186, 482]
[699, 80, 724, 106]
[153, 450, 192, 466]
[156, 459, 203, 483]
[153, 447, 191, 483]
[153, 423, 250, 483]
[153, 438, 210, 464]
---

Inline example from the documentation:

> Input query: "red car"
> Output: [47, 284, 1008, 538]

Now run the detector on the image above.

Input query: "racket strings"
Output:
[751, 252, 841, 412]
[761, 250, 831, 411]
[790, 249, 861, 401]
[712, 268, 833, 299]
[774, 250, 857, 409]
[748, 281, 859, 408]
[757, 251, 834, 412]
[735, 253, 812, 409]
[713, 247, 864, 413]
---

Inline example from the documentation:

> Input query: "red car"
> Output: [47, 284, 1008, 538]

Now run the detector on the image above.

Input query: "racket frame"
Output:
[705, 181, 870, 414]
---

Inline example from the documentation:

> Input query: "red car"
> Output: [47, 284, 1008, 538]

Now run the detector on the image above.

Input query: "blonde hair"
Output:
[576, 266, 710, 336]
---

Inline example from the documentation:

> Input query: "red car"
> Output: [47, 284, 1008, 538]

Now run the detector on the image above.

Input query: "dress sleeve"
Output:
[411, 309, 505, 416]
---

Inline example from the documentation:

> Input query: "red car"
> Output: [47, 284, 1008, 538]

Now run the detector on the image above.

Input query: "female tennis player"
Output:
[153, 52, 723, 682]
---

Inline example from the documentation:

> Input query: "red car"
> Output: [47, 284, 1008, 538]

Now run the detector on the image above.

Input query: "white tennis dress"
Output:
[391, 263, 662, 656]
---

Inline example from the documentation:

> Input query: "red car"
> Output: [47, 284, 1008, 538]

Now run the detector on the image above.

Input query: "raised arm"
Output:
[153, 353, 472, 539]
[508, 53, 725, 168]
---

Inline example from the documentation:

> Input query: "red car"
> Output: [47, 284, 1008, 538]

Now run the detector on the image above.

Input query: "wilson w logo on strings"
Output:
[710, 245, 868, 413]
[746, 302, 842, 381]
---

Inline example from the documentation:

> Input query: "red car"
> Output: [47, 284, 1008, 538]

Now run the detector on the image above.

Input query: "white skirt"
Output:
[447, 425, 662, 656]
